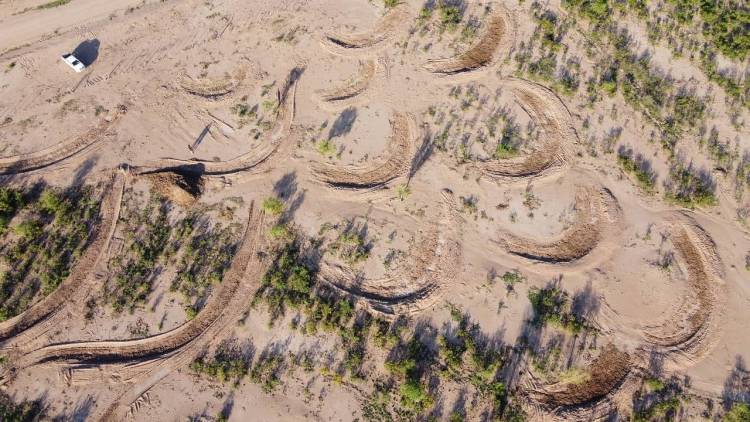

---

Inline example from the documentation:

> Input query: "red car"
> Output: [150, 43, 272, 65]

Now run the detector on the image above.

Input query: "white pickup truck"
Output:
[61, 53, 85, 72]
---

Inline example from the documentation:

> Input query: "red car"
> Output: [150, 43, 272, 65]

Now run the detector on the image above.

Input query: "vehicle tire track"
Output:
[321, 4, 409, 56]
[477, 78, 575, 181]
[424, 6, 514, 76]
[310, 111, 417, 192]
[0, 170, 126, 348]
[319, 189, 462, 316]
[133, 67, 302, 178]
[0, 106, 127, 175]
[496, 185, 622, 265]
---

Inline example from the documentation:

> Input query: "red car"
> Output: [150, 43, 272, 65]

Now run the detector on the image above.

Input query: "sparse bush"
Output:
[617, 145, 657, 193]
[250, 353, 284, 393]
[191, 343, 250, 385]
[316, 139, 336, 157]
[438, 3, 461, 30]
[724, 402, 750, 422]
[262, 197, 284, 215]
[107, 197, 172, 313]
[664, 160, 716, 207]
[0, 390, 44, 421]
[527, 285, 587, 333]
[170, 221, 237, 314]
[383, 0, 400, 9]
[0, 185, 100, 320]
[396, 184, 411, 201]
[501, 270, 525, 289]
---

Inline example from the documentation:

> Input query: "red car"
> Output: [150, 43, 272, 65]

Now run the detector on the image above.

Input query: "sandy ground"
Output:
[0, 0, 749, 420]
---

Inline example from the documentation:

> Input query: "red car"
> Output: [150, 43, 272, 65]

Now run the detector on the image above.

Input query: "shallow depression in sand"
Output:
[599, 244, 684, 322]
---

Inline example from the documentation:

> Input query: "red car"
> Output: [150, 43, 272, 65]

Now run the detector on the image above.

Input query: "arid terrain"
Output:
[0, 0, 749, 420]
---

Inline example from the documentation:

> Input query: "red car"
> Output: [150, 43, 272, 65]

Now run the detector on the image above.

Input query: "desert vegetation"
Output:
[102, 190, 238, 318]
[0, 0, 748, 420]
[0, 185, 101, 321]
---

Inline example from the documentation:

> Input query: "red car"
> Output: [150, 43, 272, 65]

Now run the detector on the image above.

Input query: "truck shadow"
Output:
[72, 39, 100, 66]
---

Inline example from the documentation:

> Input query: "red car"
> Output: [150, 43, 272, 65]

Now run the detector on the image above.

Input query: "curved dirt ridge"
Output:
[497, 186, 622, 264]
[178, 66, 247, 99]
[477, 78, 575, 181]
[530, 345, 632, 407]
[641, 213, 726, 368]
[321, 4, 408, 55]
[0, 171, 125, 344]
[319, 189, 462, 316]
[2, 203, 267, 376]
[0, 105, 127, 175]
[424, 6, 514, 75]
[135, 67, 302, 178]
[93, 204, 272, 421]
[316, 59, 376, 106]
[525, 345, 640, 420]
[310, 112, 417, 191]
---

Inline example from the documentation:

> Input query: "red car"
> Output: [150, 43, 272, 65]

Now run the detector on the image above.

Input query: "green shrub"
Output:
[664, 161, 717, 207]
[0, 390, 44, 422]
[438, 4, 461, 29]
[383, 0, 400, 9]
[316, 139, 336, 157]
[399, 379, 434, 412]
[617, 146, 657, 192]
[528, 286, 586, 333]
[269, 224, 291, 240]
[0, 188, 23, 232]
[262, 197, 284, 215]
[724, 402, 750, 422]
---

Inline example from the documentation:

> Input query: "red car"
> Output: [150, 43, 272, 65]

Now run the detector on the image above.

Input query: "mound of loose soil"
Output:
[145, 171, 204, 207]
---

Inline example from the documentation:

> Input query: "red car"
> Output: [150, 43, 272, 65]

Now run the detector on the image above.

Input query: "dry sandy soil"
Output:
[0, 0, 749, 421]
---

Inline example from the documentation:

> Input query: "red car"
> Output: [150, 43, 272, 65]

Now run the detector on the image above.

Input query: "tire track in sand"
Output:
[496, 185, 622, 266]
[524, 344, 641, 421]
[424, 6, 515, 76]
[0, 170, 126, 349]
[315, 59, 376, 108]
[319, 189, 462, 316]
[178, 66, 247, 100]
[0, 105, 127, 175]
[321, 3, 409, 56]
[310, 112, 418, 192]
[640, 212, 726, 369]
[477, 78, 576, 182]
[133, 67, 303, 179]
[5, 203, 267, 374]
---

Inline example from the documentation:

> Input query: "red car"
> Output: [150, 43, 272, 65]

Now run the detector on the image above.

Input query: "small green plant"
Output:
[724, 402, 750, 422]
[262, 197, 284, 215]
[645, 377, 665, 392]
[399, 379, 434, 412]
[438, 4, 462, 30]
[316, 139, 336, 157]
[13, 220, 42, 239]
[383, 0, 400, 9]
[460, 195, 478, 214]
[396, 184, 411, 201]
[36, 0, 71, 9]
[501, 271, 525, 288]
[269, 224, 292, 240]
[495, 142, 519, 159]
[261, 99, 278, 112]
